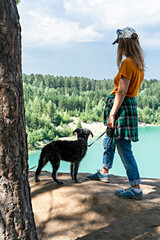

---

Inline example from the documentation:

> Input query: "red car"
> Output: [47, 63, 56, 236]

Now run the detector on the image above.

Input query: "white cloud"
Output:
[19, 0, 160, 48]
[141, 33, 160, 48]
[20, 10, 102, 48]
[64, 0, 160, 48]
[64, 0, 160, 29]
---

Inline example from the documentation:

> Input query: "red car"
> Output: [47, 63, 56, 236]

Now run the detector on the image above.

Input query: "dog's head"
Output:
[73, 128, 93, 141]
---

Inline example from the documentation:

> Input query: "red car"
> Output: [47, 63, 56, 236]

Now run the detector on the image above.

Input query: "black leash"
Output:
[88, 131, 106, 147]
[29, 166, 36, 171]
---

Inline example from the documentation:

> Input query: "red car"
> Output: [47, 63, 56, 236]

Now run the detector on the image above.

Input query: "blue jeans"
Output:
[102, 133, 141, 186]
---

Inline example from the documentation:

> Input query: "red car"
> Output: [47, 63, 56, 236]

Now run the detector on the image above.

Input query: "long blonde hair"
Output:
[117, 37, 145, 71]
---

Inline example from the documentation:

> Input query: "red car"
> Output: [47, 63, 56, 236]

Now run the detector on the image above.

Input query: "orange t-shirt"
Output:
[111, 57, 144, 97]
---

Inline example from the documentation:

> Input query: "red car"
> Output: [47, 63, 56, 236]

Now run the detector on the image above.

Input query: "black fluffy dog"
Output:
[35, 128, 93, 184]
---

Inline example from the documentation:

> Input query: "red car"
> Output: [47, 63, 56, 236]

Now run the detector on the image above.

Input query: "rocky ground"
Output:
[29, 171, 160, 240]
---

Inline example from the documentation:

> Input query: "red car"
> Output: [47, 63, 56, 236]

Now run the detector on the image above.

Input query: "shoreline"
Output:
[28, 121, 160, 152]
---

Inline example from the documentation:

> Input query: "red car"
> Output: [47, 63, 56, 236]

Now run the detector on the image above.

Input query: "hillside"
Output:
[23, 74, 160, 149]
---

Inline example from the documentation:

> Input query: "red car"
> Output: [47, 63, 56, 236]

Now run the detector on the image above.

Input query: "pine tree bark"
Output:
[0, 0, 38, 239]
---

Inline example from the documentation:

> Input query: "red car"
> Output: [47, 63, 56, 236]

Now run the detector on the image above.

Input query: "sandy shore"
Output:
[60, 119, 160, 141]
[68, 119, 106, 137]
[32, 120, 159, 149]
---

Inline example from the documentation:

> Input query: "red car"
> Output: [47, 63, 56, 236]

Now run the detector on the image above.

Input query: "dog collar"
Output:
[78, 138, 87, 146]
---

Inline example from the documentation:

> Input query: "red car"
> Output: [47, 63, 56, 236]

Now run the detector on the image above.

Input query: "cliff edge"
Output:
[29, 171, 160, 240]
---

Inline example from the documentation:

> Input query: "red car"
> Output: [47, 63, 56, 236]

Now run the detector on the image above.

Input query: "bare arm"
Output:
[107, 77, 130, 128]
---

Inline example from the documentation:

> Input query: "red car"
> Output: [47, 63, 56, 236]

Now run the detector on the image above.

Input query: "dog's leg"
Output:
[35, 151, 47, 182]
[70, 163, 74, 180]
[35, 166, 41, 182]
[74, 161, 81, 183]
[51, 159, 63, 184]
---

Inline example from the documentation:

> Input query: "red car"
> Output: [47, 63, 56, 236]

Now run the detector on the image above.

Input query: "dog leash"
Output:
[88, 131, 106, 147]
[29, 166, 36, 171]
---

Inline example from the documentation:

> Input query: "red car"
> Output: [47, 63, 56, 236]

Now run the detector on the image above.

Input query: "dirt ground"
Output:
[29, 171, 160, 240]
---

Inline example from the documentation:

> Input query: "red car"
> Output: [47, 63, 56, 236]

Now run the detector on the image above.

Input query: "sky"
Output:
[18, 0, 160, 80]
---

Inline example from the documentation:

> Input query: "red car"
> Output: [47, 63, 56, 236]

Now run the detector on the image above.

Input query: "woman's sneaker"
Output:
[87, 170, 109, 183]
[115, 187, 143, 200]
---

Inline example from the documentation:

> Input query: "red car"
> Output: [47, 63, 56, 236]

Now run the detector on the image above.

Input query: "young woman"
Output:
[88, 27, 145, 200]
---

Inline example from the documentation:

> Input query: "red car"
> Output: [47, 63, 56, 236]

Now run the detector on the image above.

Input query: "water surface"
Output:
[29, 127, 160, 179]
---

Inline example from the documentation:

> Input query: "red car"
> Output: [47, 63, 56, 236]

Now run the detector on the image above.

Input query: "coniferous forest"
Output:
[22, 74, 160, 148]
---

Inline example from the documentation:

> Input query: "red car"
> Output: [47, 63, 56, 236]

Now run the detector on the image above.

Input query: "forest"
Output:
[22, 74, 160, 148]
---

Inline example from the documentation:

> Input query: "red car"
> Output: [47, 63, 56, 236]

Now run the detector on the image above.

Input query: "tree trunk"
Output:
[0, 0, 38, 239]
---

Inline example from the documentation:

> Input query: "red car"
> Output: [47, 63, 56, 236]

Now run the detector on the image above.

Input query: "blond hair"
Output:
[117, 38, 145, 71]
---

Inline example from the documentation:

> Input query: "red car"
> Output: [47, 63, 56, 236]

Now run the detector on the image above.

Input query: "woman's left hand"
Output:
[107, 115, 115, 129]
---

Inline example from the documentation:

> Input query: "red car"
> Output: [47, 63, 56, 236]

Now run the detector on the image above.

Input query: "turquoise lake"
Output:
[29, 126, 160, 179]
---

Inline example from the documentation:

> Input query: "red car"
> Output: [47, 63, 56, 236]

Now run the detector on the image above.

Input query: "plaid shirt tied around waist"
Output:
[104, 94, 139, 150]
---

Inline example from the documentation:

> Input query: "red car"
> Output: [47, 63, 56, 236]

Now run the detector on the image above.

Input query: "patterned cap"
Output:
[112, 27, 138, 45]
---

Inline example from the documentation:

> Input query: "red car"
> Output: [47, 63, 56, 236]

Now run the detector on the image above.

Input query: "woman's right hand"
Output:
[106, 114, 115, 129]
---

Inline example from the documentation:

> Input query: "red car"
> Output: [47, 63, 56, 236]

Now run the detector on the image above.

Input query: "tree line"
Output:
[22, 74, 160, 149]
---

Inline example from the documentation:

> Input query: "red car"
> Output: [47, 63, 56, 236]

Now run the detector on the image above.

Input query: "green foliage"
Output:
[137, 79, 160, 124]
[56, 125, 73, 137]
[77, 121, 82, 128]
[22, 74, 160, 148]
[16, 0, 20, 4]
